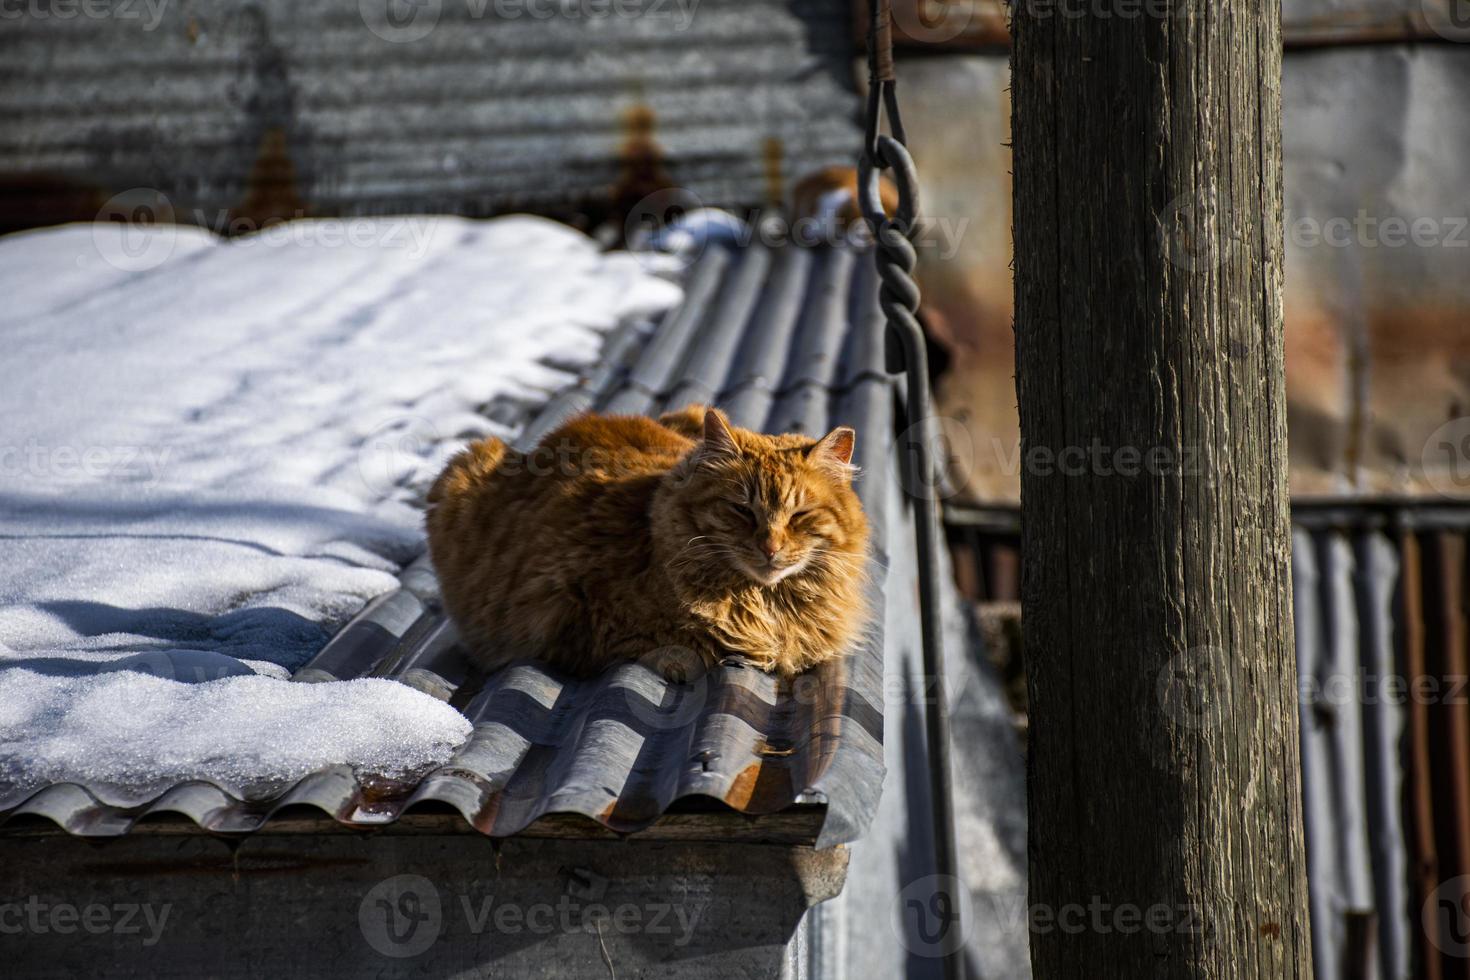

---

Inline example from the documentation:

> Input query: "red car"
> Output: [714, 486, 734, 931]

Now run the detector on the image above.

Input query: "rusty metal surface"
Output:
[860, 0, 1464, 51]
[0, 0, 864, 235]
[1419, 531, 1470, 980]
[0, 240, 904, 850]
[1398, 530, 1443, 980]
[1358, 530, 1412, 980]
[886, 43, 1470, 506]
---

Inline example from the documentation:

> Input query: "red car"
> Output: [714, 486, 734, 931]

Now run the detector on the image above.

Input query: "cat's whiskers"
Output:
[665, 538, 734, 573]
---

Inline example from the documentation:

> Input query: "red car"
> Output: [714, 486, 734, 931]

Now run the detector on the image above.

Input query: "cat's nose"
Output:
[758, 537, 780, 560]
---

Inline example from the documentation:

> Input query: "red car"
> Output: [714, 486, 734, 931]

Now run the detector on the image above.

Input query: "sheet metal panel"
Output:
[1419, 532, 1470, 980]
[1295, 528, 1343, 980]
[0, 0, 865, 233]
[0, 240, 898, 849]
[600, 246, 732, 415]
[1397, 529, 1445, 980]
[1357, 531, 1411, 980]
[890, 46, 1470, 506]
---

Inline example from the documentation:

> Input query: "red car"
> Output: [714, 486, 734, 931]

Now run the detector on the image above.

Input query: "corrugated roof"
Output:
[0, 239, 904, 849]
[0, 0, 865, 232]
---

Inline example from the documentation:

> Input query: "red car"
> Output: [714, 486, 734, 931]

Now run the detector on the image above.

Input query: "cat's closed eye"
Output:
[727, 502, 757, 525]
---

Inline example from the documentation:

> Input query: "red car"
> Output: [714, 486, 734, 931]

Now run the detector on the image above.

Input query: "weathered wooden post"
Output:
[1010, 0, 1314, 975]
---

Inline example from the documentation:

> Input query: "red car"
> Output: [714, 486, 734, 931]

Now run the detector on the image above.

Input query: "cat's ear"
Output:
[701, 409, 742, 462]
[808, 426, 856, 479]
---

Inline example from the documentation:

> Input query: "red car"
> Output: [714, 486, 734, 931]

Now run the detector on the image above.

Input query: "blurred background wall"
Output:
[883, 0, 1470, 505]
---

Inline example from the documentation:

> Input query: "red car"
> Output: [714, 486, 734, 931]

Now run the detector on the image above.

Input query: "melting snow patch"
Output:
[0, 670, 474, 802]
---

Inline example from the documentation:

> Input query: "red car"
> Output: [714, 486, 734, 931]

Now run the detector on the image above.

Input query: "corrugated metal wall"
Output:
[0, 0, 865, 233]
[889, 23, 1470, 504]
[948, 506, 1470, 980]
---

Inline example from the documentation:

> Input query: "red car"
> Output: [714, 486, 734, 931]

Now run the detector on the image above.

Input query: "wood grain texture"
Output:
[1010, 1, 1313, 975]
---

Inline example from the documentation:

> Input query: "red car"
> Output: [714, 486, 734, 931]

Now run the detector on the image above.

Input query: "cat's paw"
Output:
[639, 644, 713, 684]
[658, 660, 692, 684]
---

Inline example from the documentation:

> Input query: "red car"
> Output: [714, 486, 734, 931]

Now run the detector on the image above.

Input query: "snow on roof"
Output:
[4, 238, 907, 849]
[0, 215, 681, 797]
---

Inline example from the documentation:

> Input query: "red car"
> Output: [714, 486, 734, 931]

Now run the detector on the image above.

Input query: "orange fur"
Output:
[425, 407, 869, 681]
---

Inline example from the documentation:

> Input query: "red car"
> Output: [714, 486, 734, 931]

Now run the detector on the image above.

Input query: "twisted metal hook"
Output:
[859, 10, 968, 980]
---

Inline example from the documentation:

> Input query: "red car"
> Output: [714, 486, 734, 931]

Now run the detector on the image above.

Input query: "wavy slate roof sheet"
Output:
[1, 242, 905, 849]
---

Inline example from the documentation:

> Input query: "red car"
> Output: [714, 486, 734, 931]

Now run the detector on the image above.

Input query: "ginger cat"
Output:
[425, 407, 869, 681]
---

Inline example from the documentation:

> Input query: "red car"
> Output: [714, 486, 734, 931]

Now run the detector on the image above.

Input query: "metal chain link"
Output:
[858, 6, 967, 980]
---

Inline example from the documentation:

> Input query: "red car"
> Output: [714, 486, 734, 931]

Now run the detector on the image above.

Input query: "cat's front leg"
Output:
[623, 633, 720, 684]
